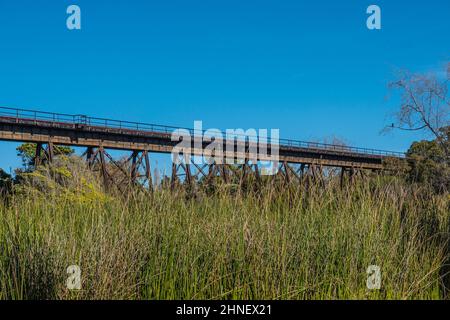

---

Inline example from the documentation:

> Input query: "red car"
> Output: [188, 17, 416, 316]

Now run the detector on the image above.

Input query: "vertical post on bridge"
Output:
[340, 167, 346, 189]
[310, 164, 317, 181]
[33, 142, 54, 167]
[253, 163, 261, 186]
[130, 151, 139, 184]
[242, 159, 248, 181]
[283, 161, 291, 185]
[143, 150, 153, 192]
[304, 164, 312, 188]
[300, 164, 305, 176]
[171, 162, 177, 191]
[349, 167, 356, 184]
[184, 154, 192, 186]
[206, 163, 214, 183]
[98, 147, 109, 191]
[34, 143, 43, 167]
[86, 147, 95, 169]
[220, 164, 229, 184]
[47, 141, 54, 163]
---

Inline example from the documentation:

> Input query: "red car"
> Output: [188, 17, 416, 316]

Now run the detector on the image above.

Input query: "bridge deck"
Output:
[0, 107, 404, 170]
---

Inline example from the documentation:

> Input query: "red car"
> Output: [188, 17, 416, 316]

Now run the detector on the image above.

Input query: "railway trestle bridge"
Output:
[0, 107, 405, 191]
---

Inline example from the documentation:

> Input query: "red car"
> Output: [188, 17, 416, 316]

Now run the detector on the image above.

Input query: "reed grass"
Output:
[0, 162, 449, 299]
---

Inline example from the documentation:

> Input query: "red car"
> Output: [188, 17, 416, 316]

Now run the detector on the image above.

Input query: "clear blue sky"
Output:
[0, 0, 449, 173]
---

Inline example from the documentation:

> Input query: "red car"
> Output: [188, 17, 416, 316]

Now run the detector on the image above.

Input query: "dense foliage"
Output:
[406, 126, 450, 193]
[16, 143, 74, 170]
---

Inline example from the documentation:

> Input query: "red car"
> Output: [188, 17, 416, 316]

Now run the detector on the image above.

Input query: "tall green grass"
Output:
[0, 162, 449, 299]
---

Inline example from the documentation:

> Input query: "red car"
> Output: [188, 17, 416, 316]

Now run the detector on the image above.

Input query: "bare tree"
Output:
[322, 135, 350, 151]
[386, 64, 450, 146]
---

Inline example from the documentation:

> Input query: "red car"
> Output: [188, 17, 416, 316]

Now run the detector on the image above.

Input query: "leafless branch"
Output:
[386, 65, 450, 145]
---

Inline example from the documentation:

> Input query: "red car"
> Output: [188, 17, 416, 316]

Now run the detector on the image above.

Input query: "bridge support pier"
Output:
[28, 142, 381, 194]
[81, 147, 154, 193]
[170, 154, 193, 190]
[34, 143, 43, 167]
[33, 142, 55, 167]
[339, 167, 366, 188]
[98, 147, 109, 190]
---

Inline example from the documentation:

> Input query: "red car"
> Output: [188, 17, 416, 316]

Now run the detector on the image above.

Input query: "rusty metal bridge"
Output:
[0, 107, 404, 190]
